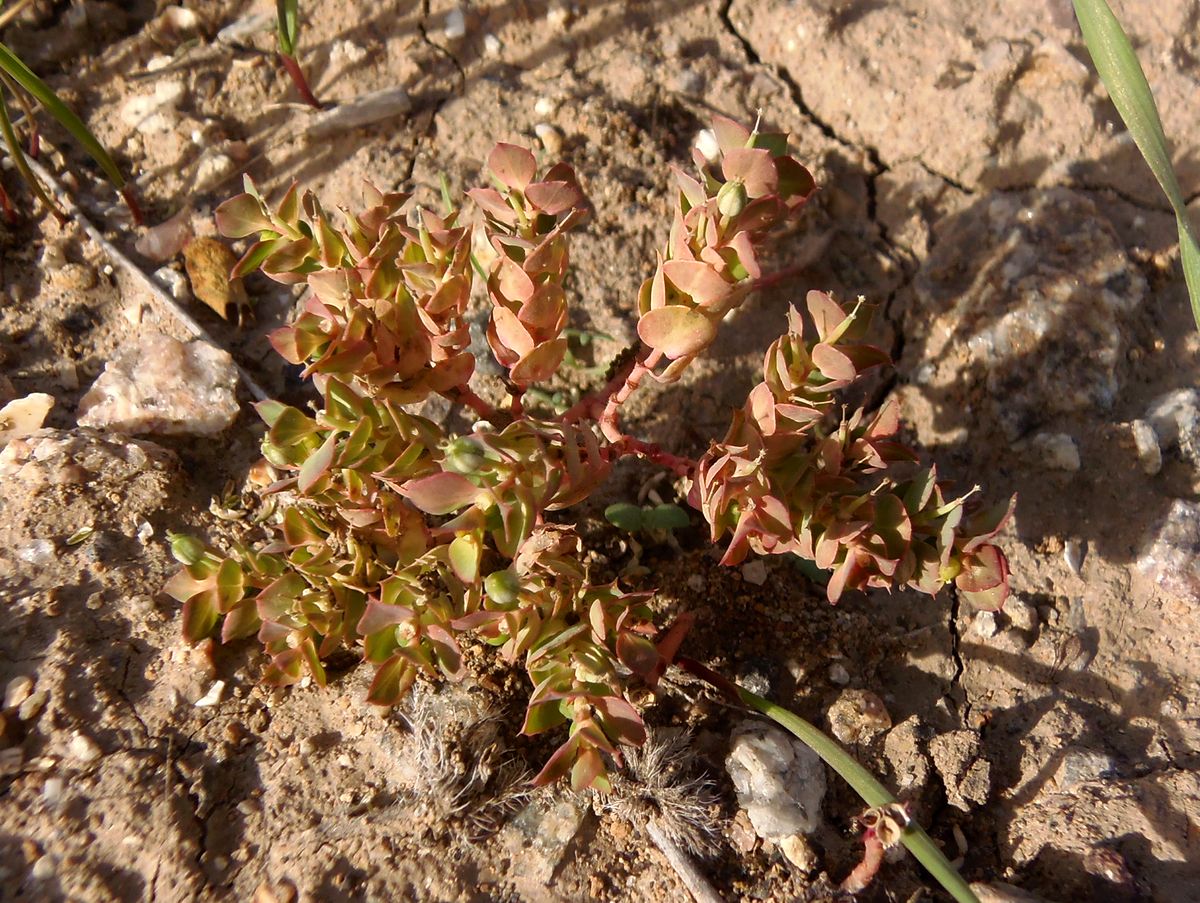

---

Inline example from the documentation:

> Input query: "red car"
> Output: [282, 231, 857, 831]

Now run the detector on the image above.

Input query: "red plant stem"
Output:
[559, 349, 640, 425]
[599, 348, 663, 443]
[509, 387, 525, 418]
[440, 385, 498, 421]
[615, 436, 695, 477]
[120, 186, 144, 226]
[278, 53, 321, 108]
[0, 181, 16, 224]
[840, 830, 885, 894]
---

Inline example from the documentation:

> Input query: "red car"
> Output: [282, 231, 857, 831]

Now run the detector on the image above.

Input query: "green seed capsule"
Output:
[716, 179, 748, 217]
[484, 569, 522, 609]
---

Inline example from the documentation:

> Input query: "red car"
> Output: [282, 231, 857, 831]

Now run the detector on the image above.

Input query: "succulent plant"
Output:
[166, 117, 1013, 793]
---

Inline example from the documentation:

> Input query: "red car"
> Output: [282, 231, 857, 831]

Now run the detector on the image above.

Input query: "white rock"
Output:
[194, 152, 235, 192]
[1064, 538, 1086, 575]
[533, 122, 563, 156]
[68, 731, 103, 763]
[828, 662, 850, 686]
[153, 266, 191, 301]
[443, 7, 466, 40]
[725, 721, 826, 840]
[0, 393, 54, 447]
[1130, 419, 1162, 475]
[1146, 388, 1197, 447]
[483, 33, 502, 56]
[194, 680, 226, 708]
[973, 610, 1000, 639]
[217, 12, 275, 44]
[1028, 431, 1079, 471]
[77, 332, 240, 436]
[1138, 499, 1200, 603]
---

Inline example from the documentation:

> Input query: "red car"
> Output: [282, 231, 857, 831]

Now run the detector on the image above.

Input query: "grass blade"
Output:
[0, 40, 126, 190]
[0, 84, 63, 220]
[276, 0, 299, 57]
[1073, 0, 1200, 327]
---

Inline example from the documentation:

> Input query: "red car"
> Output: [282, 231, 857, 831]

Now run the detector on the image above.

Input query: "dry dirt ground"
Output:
[2, 1, 1200, 901]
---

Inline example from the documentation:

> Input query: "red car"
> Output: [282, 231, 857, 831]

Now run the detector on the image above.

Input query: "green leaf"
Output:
[0, 41, 127, 190]
[181, 591, 220, 643]
[1074, 0, 1200, 328]
[276, 0, 300, 56]
[641, 504, 690, 531]
[604, 502, 644, 532]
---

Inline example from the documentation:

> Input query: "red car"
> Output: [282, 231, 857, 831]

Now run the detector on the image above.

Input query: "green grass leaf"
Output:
[1073, 0, 1200, 328]
[0, 40, 127, 189]
[276, 0, 299, 57]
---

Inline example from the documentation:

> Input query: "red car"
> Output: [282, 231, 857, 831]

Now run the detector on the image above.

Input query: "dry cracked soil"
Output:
[1, 1, 1199, 901]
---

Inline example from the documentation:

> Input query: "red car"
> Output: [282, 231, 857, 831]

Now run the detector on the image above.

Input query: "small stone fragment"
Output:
[780, 833, 817, 871]
[741, 559, 769, 586]
[827, 689, 892, 745]
[533, 122, 563, 156]
[77, 332, 240, 436]
[0, 394, 55, 448]
[1063, 539, 1086, 575]
[442, 7, 466, 40]
[1028, 432, 1080, 472]
[195, 680, 227, 708]
[972, 610, 1000, 639]
[1055, 747, 1117, 790]
[827, 662, 850, 686]
[970, 882, 1050, 903]
[18, 690, 48, 722]
[1138, 499, 1200, 603]
[483, 33, 502, 56]
[725, 721, 827, 840]
[30, 854, 56, 881]
[3, 676, 33, 710]
[1129, 419, 1162, 475]
[68, 731, 103, 763]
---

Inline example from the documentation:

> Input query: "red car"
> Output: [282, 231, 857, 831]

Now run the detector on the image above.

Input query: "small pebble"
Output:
[973, 610, 999, 639]
[533, 122, 563, 156]
[42, 777, 64, 806]
[68, 731, 103, 763]
[547, 1, 573, 28]
[30, 854, 56, 881]
[483, 33, 502, 56]
[534, 97, 556, 117]
[153, 266, 191, 302]
[1064, 539, 1086, 575]
[1129, 419, 1162, 475]
[19, 690, 48, 722]
[780, 833, 817, 871]
[194, 680, 226, 708]
[3, 676, 33, 710]
[741, 559, 769, 586]
[828, 662, 850, 686]
[1028, 432, 1080, 472]
[442, 7, 466, 40]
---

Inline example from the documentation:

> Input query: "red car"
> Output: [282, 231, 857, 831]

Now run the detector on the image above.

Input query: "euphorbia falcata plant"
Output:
[166, 116, 1012, 802]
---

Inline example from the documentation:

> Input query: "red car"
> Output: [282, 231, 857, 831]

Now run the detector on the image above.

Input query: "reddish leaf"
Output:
[662, 260, 733, 307]
[488, 143, 537, 190]
[510, 338, 568, 384]
[525, 180, 583, 215]
[722, 147, 778, 198]
[637, 306, 716, 359]
[401, 471, 480, 514]
[297, 432, 337, 493]
[366, 655, 416, 705]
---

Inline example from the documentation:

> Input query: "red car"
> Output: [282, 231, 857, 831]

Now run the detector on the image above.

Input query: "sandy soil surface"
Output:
[1, 1, 1199, 901]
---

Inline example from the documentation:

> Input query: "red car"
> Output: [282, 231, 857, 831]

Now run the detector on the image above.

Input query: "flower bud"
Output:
[443, 436, 487, 474]
[716, 179, 748, 217]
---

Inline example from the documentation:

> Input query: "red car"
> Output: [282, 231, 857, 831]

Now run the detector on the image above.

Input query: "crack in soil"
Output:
[947, 587, 969, 725]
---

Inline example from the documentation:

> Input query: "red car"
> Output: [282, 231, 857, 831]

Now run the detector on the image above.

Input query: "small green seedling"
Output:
[604, 502, 690, 533]
[1074, 0, 1200, 327]
[275, 0, 319, 108]
[0, 14, 140, 223]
